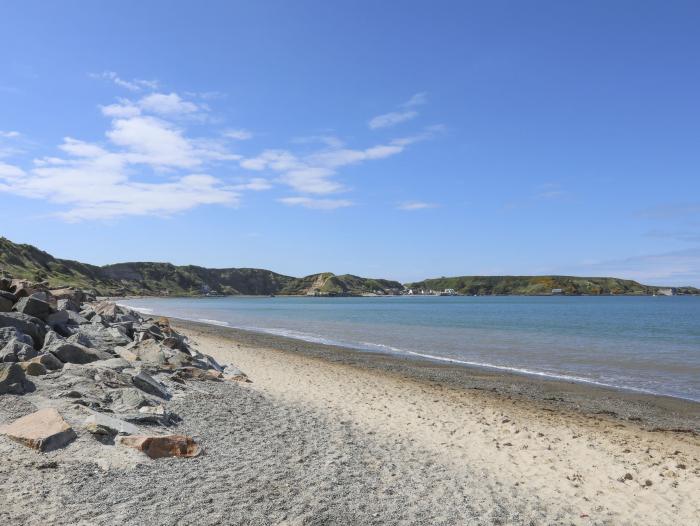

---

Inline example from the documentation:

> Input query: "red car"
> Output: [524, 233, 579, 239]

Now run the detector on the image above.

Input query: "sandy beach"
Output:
[1, 316, 698, 525]
[172, 320, 700, 524]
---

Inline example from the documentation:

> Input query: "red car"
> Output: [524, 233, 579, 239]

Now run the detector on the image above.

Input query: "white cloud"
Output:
[0, 90, 244, 221]
[0, 130, 20, 138]
[91, 71, 159, 92]
[397, 201, 438, 211]
[240, 131, 435, 195]
[403, 92, 427, 107]
[224, 129, 253, 140]
[138, 92, 200, 115]
[232, 178, 272, 191]
[368, 110, 418, 130]
[368, 92, 427, 129]
[278, 197, 353, 210]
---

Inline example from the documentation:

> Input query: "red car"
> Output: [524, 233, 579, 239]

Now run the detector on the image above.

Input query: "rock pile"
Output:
[0, 276, 249, 458]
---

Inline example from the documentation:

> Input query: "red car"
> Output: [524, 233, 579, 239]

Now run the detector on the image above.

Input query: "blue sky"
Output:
[1, 1, 699, 285]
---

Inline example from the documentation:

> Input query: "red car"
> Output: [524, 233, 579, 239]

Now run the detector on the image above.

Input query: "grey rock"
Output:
[30, 352, 64, 371]
[69, 324, 130, 350]
[132, 370, 171, 399]
[0, 312, 46, 349]
[84, 411, 141, 436]
[0, 327, 33, 348]
[0, 296, 12, 312]
[49, 342, 112, 364]
[107, 387, 156, 412]
[2, 338, 39, 361]
[46, 310, 69, 327]
[0, 362, 31, 394]
[13, 296, 53, 321]
[65, 310, 89, 325]
[57, 298, 81, 313]
[0, 345, 18, 362]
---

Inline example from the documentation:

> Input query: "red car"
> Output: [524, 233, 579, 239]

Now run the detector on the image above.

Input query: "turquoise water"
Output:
[119, 296, 700, 402]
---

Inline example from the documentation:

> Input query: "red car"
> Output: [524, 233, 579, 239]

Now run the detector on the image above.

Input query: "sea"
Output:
[118, 295, 700, 402]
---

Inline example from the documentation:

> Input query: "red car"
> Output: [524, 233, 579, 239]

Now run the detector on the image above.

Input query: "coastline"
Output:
[171, 317, 700, 432]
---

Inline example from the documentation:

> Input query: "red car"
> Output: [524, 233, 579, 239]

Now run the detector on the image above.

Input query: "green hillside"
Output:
[0, 237, 401, 296]
[405, 275, 699, 296]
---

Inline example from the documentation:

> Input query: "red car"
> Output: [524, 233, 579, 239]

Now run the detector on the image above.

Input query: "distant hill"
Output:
[0, 237, 401, 296]
[1, 237, 697, 296]
[405, 275, 700, 296]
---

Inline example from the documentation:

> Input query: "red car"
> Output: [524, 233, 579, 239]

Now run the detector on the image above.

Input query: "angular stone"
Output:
[129, 339, 168, 366]
[29, 352, 64, 371]
[132, 371, 171, 399]
[49, 343, 112, 364]
[46, 310, 69, 327]
[0, 312, 46, 349]
[18, 361, 47, 376]
[2, 338, 39, 362]
[83, 412, 140, 436]
[0, 327, 33, 348]
[0, 363, 31, 394]
[172, 366, 222, 382]
[118, 434, 200, 459]
[223, 365, 251, 383]
[13, 296, 53, 321]
[50, 288, 84, 303]
[107, 387, 156, 412]
[0, 296, 12, 312]
[0, 408, 76, 452]
[65, 310, 89, 325]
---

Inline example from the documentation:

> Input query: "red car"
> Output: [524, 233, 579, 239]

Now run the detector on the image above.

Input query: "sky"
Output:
[1, 1, 699, 286]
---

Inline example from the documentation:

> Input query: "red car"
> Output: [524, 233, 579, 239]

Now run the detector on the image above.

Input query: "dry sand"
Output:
[1, 318, 698, 525]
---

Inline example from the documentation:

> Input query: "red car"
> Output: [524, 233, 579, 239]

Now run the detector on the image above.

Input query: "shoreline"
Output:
[171, 317, 700, 433]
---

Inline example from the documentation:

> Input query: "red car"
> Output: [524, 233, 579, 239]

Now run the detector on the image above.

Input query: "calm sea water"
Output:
[118, 296, 700, 402]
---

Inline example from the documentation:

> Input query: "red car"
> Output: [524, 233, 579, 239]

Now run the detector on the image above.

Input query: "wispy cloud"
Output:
[397, 201, 438, 211]
[241, 126, 441, 196]
[535, 183, 568, 200]
[637, 202, 700, 220]
[0, 130, 21, 139]
[224, 129, 253, 141]
[368, 92, 427, 130]
[91, 71, 159, 92]
[278, 197, 353, 210]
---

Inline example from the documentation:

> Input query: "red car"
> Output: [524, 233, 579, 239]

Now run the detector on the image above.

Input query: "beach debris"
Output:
[0, 408, 76, 452]
[118, 434, 201, 459]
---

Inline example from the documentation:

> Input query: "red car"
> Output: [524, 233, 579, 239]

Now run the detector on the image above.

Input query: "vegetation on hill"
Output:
[405, 275, 699, 296]
[0, 237, 401, 296]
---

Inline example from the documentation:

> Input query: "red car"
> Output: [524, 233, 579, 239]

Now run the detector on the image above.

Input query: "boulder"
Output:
[50, 288, 84, 304]
[0, 345, 18, 362]
[128, 339, 168, 366]
[65, 310, 89, 325]
[49, 342, 112, 364]
[0, 408, 76, 452]
[46, 310, 69, 327]
[83, 412, 140, 436]
[18, 361, 47, 376]
[117, 434, 200, 459]
[0, 296, 12, 313]
[172, 366, 222, 382]
[29, 353, 64, 371]
[69, 324, 130, 350]
[132, 370, 171, 399]
[13, 296, 53, 321]
[0, 363, 32, 394]
[0, 276, 11, 292]
[57, 298, 81, 313]
[2, 338, 39, 361]
[107, 387, 156, 412]
[0, 327, 33, 348]
[0, 312, 46, 349]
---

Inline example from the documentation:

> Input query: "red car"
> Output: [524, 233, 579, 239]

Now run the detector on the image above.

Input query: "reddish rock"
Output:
[118, 434, 201, 459]
[0, 408, 76, 452]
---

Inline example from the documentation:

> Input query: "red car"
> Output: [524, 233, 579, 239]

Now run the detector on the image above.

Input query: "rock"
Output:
[0, 312, 46, 349]
[94, 357, 131, 371]
[65, 310, 89, 325]
[128, 339, 169, 366]
[223, 365, 251, 383]
[172, 366, 222, 382]
[0, 345, 18, 362]
[29, 353, 64, 371]
[46, 310, 69, 327]
[18, 361, 47, 376]
[49, 343, 112, 364]
[69, 324, 130, 350]
[0, 290, 18, 304]
[0, 408, 76, 452]
[118, 434, 200, 459]
[56, 298, 80, 313]
[0, 296, 12, 312]
[83, 412, 140, 436]
[0, 277, 11, 292]
[132, 370, 171, 399]
[12, 296, 53, 321]
[2, 338, 39, 361]
[107, 388, 156, 412]
[50, 288, 84, 303]
[0, 363, 32, 394]
[0, 327, 33, 348]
